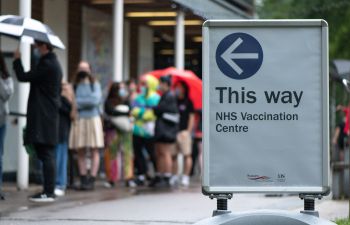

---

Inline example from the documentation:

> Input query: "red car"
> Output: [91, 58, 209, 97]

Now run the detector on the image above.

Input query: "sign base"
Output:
[193, 210, 336, 225]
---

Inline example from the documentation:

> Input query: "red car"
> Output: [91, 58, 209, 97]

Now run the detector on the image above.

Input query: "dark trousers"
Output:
[68, 150, 78, 188]
[132, 135, 156, 176]
[34, 143, 55, 194]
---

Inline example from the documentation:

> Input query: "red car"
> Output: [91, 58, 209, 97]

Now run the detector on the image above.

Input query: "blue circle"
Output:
[216, 32, 263, 80]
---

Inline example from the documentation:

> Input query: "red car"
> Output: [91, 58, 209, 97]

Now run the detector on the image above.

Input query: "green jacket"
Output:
[131, 75, 160, 138]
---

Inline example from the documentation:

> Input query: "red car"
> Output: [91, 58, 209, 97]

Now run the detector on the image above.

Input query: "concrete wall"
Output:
[82, 6, 131, 86]
[43, 0, 68, 80]
[137, 25, 154, 76]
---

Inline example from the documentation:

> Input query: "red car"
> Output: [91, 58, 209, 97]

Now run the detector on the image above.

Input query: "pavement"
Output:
[0, 179, 348, 225]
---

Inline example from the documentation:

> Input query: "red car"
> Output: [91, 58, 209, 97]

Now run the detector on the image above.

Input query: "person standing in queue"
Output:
[104, 82, 135, 187]
[131, 75, 160, 186]
[151, 75, 179, 188]
[0, 53, 14, 200]
[171, 81, 195, 187]
[13, 41, 62, 202]
[54, 81, 76, 196]
[69, 61, 104, 191]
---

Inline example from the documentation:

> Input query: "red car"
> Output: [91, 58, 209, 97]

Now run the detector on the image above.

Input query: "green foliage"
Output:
[335, 218, 350, 225]
[257, 0, 350, 59]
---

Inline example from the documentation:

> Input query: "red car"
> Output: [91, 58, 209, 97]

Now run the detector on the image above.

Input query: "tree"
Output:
[257, 0, 350, 59]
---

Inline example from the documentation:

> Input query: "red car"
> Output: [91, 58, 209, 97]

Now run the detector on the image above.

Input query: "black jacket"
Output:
[13, 52, 62, 146]
[154, 90, 179, 143]
[104, 99, 130, 117]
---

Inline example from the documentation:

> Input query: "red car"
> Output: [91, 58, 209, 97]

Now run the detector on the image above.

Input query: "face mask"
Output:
[32, 48, 41, 67]
[175, 88, 181, 97]
[77, 71, 89, 80]
[141, 86, 147, 95]
[119, 88, 128, 97]
[33, 48, 41, 57]
[129, 87, 136, 92]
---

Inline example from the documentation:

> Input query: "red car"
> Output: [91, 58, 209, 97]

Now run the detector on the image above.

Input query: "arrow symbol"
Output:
[221, 37, 259, 75]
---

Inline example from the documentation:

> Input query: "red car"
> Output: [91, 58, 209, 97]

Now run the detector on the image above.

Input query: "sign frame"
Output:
[202, 19, 329, 195]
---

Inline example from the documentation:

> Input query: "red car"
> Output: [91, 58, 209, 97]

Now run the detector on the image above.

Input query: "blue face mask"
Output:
[175, 88, 181, 97]
[141, 86, 147, 95]
[32, 48, 41, 66]
[33, 48, 40, 57]
[119, 88, 128, 97]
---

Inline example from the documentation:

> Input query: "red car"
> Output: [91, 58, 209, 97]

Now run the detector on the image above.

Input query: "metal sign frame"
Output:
[202, 19, 329, 195]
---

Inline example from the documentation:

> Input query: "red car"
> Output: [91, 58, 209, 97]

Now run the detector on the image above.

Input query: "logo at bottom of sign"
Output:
[247, 174, 286, 183]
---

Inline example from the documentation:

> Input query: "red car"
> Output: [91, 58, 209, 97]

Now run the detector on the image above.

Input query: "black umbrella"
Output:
[0, 15, 65, 49]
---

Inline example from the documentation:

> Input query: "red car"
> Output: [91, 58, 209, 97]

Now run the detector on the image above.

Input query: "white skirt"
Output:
[69, 116, 104, 149]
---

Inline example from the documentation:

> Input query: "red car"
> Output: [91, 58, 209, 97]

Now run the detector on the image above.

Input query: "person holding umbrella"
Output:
[13, 40, 62, 202]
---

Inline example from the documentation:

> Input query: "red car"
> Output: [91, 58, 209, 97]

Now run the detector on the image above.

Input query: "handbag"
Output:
[111, 116, 132, 132]
[23, 127, 36, 156]
[155, 117, 178, 142]
[110, 105, 133, 132]
[162, 112, 180, 124]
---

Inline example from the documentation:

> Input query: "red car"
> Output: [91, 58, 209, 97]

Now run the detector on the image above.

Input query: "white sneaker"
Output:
[29, 193, 56, 203]
[54, 189, 65, 197]
[181, 175, 190, 187]
[103, 181, 113, 188]
[127, 180, 137, 188]
[169, 175, 179, 187]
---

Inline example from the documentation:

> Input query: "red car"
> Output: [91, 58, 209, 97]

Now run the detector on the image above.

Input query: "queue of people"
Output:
[0, 41, 203, 203]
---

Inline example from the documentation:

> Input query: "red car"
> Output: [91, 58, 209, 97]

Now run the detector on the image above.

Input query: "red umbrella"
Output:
[143, 67, 202, 110]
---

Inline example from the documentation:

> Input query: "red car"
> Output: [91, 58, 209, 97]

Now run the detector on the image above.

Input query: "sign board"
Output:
[202, 20, 329, 194]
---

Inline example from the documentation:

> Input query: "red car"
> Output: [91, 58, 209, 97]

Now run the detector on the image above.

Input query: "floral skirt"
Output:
[104, 129, 134, 181]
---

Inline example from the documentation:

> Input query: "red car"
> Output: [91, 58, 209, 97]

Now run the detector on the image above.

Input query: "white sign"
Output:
[203, 20, 329, 194]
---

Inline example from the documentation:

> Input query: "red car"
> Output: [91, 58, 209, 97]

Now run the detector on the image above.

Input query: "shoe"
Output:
[103, 181, 115, 188]
[150, 176, 170, 188]
[148, 175, 162, 187]
[29, 192, 55, 203]
[54, 188, 65, 197]
[158, 177, 171, 188]
[87, 177, 95, 190]
[126, 180, 137, 188]
[79, 176, 90, 191]
[181, 175, 190, 187]
[134, 175, 146, 186]
[169, 175, 179, 187]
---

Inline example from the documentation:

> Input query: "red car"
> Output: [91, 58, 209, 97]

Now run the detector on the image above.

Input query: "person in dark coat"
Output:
[150, 75, 179, 188]
[13, 40, 62, 202]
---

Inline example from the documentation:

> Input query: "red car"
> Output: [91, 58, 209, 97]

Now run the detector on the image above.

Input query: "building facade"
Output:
[0, 0, 254, 186]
